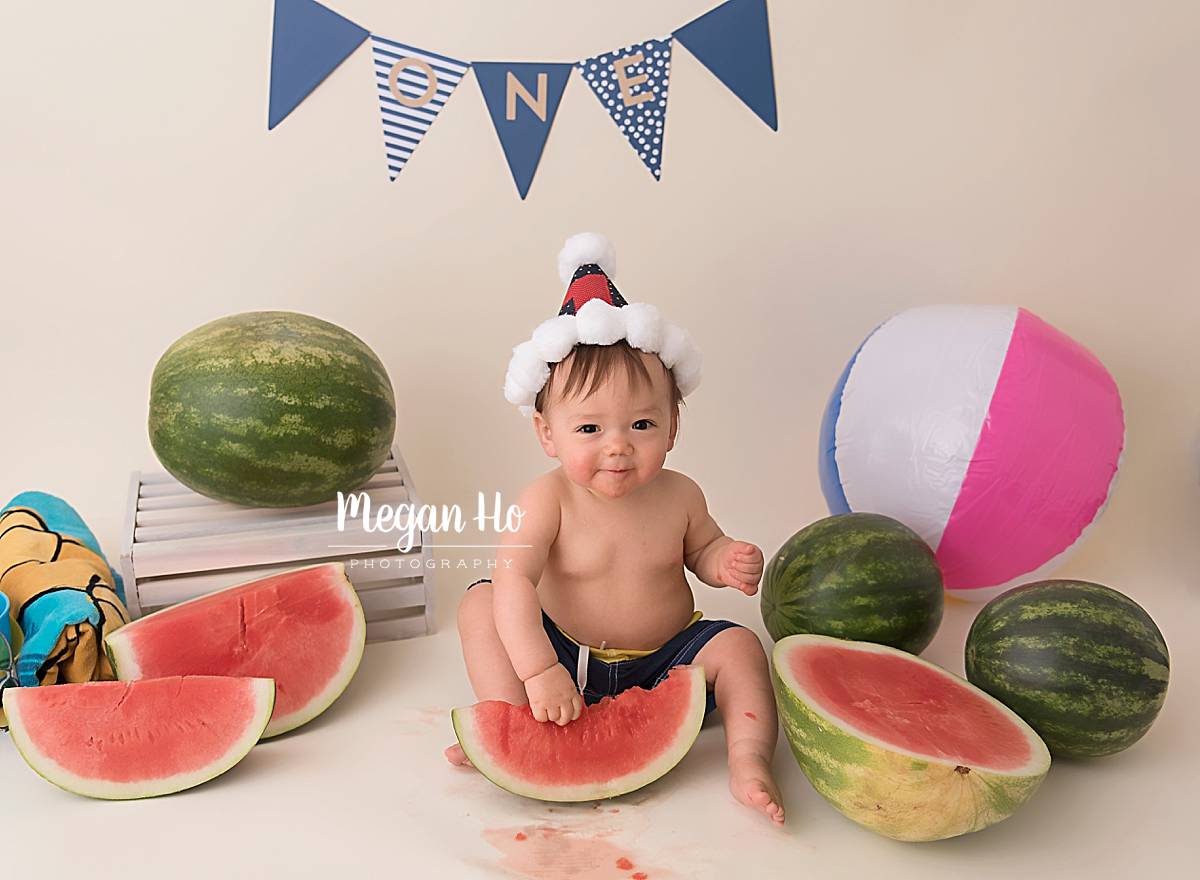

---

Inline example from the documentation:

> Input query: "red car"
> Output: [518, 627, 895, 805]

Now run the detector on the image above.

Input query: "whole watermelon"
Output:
[148, 311, 395, 507]
[760, 513, 944, 653]
[965, 580, 1169, 758]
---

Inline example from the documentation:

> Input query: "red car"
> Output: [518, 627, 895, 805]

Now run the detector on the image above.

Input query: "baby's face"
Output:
[534, 352, 677, 500]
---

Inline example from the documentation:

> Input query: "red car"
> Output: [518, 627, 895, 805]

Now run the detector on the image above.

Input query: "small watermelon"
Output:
[148, 311, 396, 507]
[774, 634, 1050, 841]
[760, 513, 943, 653]
[965, 579, 1170, 758]
[5, 676, 274, 799]
[452, 666, 706, 802]
[106, 563, 365, 738]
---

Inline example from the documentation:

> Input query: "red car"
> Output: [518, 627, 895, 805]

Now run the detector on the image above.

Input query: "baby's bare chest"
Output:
[549, 502, 687, 579]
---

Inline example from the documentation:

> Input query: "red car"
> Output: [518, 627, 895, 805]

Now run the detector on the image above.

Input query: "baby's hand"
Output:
[524, 663, 583, 726]
[718, 541, 764, 596]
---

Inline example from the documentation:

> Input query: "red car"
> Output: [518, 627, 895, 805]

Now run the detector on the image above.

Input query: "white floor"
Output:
[1, 579, 1192, 879]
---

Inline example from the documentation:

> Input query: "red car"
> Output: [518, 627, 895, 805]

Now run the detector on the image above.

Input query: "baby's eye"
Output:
[632, 419, 655, 430]
[576, 424, 600, 434]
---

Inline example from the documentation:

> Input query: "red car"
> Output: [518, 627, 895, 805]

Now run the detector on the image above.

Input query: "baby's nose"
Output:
[605, 432, 634, 454]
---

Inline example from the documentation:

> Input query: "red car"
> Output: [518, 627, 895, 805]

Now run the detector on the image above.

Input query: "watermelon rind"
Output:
[761, 513, 944, 654]
[451, 666, 706, 802]
[105, 562, 366, 738]
[4, 677, 275, 800]
[147, 311, 396, 508]
[964, 579, 1170, 758]
[773, 635, 1050, 842]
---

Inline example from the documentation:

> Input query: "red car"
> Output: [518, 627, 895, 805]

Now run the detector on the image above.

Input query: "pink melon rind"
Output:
[452, 666, 706, 802]
[5, 677, 275, 800]
[104, 562, 366, 738]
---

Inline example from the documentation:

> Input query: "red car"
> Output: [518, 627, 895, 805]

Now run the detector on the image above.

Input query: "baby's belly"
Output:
[537, 571, 697, 651]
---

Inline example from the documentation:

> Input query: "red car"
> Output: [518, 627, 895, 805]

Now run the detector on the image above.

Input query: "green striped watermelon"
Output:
[965, 579, 1170, 758]
[760, 513, 943, 653]
[773, 634, 1050, 841]
[148, 311, 396, 507]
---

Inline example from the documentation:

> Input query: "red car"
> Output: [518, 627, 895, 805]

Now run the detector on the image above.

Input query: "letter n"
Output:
[506, 71, 548, 121]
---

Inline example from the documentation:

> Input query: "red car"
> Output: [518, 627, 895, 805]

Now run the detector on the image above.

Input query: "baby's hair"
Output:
[535, 340, 683, 415]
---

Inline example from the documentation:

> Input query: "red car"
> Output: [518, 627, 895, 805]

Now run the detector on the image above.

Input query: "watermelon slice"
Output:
[106, 562, 365, 738]
[453, 665, 706, 802]
[773, 634, 1051, 841]
[4, 676, 274, 799]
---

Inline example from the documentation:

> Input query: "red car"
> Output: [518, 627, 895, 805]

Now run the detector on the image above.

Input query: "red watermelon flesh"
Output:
[4, 676, 274, 799]
[789, 640, 1032, 770]
[105, 562, 365, 737]
[453, 666, 707, 802]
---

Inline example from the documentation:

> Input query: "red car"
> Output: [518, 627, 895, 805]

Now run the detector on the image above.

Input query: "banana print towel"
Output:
[0, 492, 129, 691]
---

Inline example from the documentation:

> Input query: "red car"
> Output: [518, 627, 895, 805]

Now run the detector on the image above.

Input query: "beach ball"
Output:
[819, 305, 1124, 602]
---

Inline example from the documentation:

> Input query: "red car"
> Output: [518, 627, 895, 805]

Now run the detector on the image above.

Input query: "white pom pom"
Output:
[623, 303, 663, 353]
[558, 232, 616, 284]
[531, 315, 579, 362]
[672, 348, 703, 396]
[658, 324, 690, 368]
[575, 299, 625, 345]
[504, 374, 529, 406]
[507, 341, 550, 392]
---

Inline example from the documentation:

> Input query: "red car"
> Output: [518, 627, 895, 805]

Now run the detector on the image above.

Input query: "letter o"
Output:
[389, 57, 439, 108]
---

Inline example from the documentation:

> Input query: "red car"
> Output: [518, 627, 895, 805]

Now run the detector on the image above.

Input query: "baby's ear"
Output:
[532, 411, 558, 458]
[667, 407, 679, 452]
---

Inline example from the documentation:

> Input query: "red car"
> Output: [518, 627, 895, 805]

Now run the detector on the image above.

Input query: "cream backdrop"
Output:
[1, 1, 1197, 876]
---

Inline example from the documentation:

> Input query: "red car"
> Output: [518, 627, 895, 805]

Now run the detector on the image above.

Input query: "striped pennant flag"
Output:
[370, 36, 470, 180]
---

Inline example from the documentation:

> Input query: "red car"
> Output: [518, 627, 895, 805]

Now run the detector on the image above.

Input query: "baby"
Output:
[445, 235, 784, 825]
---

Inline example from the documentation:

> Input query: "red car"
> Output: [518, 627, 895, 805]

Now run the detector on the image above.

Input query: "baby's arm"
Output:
[680, 475, 765, 595]
[492, 476, 582, 724]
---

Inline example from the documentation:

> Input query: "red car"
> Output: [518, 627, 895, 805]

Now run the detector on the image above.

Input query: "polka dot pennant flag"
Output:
[370, 36, 471, 181]
[577, 38, 672, 180]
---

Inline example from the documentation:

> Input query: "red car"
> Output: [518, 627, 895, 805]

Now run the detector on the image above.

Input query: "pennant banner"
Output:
[268, 0, 368, 130]
[674, 0, 778, 131]
[371, 36, 470, 181]
[474, 62, 573, 199]
[267, 0, 778, 195]
[579, 38, 672, 180]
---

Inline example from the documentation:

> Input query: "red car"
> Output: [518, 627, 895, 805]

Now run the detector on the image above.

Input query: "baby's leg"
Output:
[445, 581, 528, 766]
[690, 627, 785, 826]
[456, 582, 527, 704]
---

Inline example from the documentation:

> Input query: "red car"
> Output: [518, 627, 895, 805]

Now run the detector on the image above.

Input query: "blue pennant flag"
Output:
[268, 0, 369, 130]
[370, 37, 470, 181]
[474, 62, 573, 199]
[674, 0, 778, 130]
[578, 38, 672, 180]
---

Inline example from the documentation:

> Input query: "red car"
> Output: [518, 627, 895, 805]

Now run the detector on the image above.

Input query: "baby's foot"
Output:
[443, 742, 475, 768]
[729, 749, 785, 826]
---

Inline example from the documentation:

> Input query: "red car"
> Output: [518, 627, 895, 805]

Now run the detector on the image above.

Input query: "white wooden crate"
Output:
[120, 446, 434, 643]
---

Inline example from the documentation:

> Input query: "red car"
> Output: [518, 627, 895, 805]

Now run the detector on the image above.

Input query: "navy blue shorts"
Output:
[467, 578, 741, 716]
